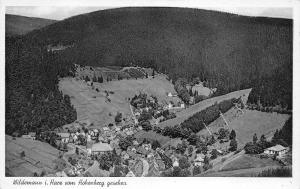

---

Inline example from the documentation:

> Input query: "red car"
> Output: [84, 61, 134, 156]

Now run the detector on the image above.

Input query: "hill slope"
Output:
[5, 135, 60, 176]
[23, 7, 292, 109]
[59, 72, 180, 127]
[158, 88, 251, 128]
[5, 14, 56, 36]
[5, 7, 292, 136]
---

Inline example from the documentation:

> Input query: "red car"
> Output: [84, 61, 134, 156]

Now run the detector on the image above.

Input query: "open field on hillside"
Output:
[198, 165, 283, 177]
[59, 74, 181, 127]
[198, 109, 291, 146]
[158, 88, 252, 128]
[199, 150, 282, 177]
[5, 135, 60, 176]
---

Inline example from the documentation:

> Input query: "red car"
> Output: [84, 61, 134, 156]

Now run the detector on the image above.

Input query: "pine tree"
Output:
[229, 129, 236, 140]
[253, 133, 258, 144]
[229, 139, 238, 151]
[260, 134, 266, 143]
[92, 75, 97, 82]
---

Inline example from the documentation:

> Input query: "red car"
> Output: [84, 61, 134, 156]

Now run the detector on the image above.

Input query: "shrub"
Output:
[141, 121, 152, 131]
[193, 166, 202, 176]
[218, 128, 230, 139]
[187, 133, 199, 145]
[244, 142, 264, 154]
[162, 126, 172, 136]
[115, 112, 122, 123]
[179, 156, 191, 169]
[151, 140, 161, 150]
[119, 137, 133, 150]
[210, 149, 218, 159]
[138, 111, 152, 122]
[229, 139, 238, 151]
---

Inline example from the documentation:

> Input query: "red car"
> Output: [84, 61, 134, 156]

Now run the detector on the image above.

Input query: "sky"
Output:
[5, 6, 293, 20]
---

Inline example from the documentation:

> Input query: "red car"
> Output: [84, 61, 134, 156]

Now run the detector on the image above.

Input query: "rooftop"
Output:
[266, 145, 287, 152]
[57, 133, 70, 138]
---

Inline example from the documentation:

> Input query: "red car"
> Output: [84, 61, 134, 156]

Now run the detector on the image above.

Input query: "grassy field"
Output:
[219, 154, 280, 172]
[5, 135, 60, 176]
[198, 109, 291, 147]
[199, 150, 281, 177]
[158, 88, 252, 128]
[59, 73, 181, 128]
[198, 165, 283, 177]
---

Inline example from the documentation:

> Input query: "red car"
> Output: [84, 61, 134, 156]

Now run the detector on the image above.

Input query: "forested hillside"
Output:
[5, 7, 292, 134]
[5, 14, 56, 36]
[23, 7, 292, 109]
[5, 36, 77, 135]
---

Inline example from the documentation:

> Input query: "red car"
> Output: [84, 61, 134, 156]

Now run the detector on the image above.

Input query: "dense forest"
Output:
[5, 7, 293, 135]
[22, 7, 292, 109]
[5, 36, 77, 135]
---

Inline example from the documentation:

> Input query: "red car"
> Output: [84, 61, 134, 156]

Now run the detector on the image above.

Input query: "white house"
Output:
[264, 145, 287, 157]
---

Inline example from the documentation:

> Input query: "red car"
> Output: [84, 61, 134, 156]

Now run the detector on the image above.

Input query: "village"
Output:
[13, 68, 291, 177]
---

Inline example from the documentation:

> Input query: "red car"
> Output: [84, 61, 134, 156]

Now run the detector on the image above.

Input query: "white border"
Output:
[0, 1, 299, 189]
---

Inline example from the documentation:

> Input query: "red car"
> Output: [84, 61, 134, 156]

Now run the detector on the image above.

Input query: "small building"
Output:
[57, 133, 70, 143]
[126, 170, 136, 177]
[102, 127, 110, 132]
[264, 145, 287, 157]
[142, 143, 152, 151]
[167, 92, 177, 97]
[28, 132, 36, 137]
[194, 154, 205, 167]
[21, 135, 35, 140]
[173, 160, 179, 167]
[91, 143, 113, 155]
[133, 140, 139, 146]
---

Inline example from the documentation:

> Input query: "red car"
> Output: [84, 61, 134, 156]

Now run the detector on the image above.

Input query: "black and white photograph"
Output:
[1, 0, 299, 186]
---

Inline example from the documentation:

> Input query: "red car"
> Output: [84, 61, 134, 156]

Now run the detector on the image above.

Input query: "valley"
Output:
[5, 7, 293, 178]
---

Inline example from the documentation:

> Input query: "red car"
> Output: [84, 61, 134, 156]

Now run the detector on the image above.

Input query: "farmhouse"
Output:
[264, 145, 287, 157]
[91, 143, 113, 155]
